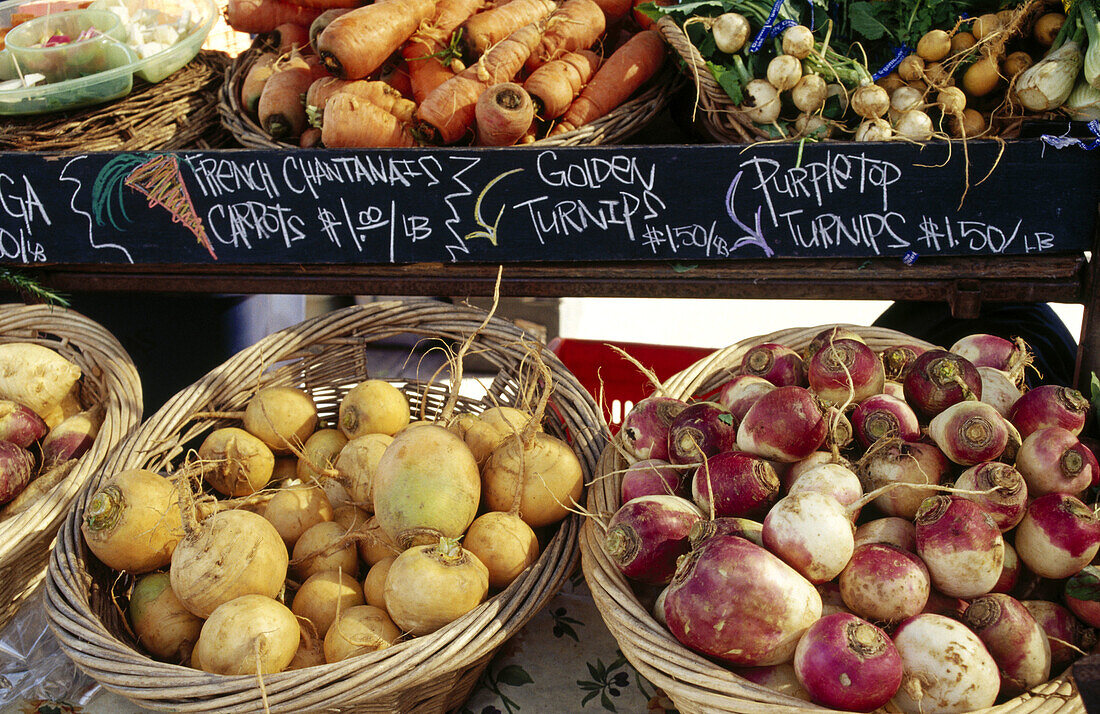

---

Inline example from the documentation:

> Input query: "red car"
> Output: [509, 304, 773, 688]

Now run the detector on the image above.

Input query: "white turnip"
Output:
[963, 593, 1051, 698]
[1014, 492, 1100, 579]
[915, 495, 1004, 598]
[742, 80, 782, 124]
[793, 613, 903, 711]
[619, 396, 687, 462]
[605, 494, 702, 585]
[782, 24, 814, 59]
[1016, 425, 1097, 495]
[792, 74, 827, 113]
[663, 534, 822, 666]
[839, 543, 929, 623]
[894, 109, 934, 141]
[712, 12, 749, 54]
[851, 84, 889, 119]
[737, 386, 827, 462]
[767, 54, 802, 92]
[384, 536, 489, 635]
[927, 400, 1009, 465]
[855, 118, 893, 141]
[890, 613, 1000, 713]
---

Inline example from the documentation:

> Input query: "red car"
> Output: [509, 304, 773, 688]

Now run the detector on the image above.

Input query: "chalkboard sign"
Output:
[1, 139, 1095, 266]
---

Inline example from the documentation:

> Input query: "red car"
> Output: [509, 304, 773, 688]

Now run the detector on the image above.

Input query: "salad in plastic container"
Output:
[0, 0, 216, 115]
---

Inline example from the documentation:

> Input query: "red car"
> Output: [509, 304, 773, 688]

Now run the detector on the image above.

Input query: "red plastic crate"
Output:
[548, 337, 715, 431]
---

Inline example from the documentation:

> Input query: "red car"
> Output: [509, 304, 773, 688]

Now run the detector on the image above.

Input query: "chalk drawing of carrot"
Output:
[92, 153, 217, 260]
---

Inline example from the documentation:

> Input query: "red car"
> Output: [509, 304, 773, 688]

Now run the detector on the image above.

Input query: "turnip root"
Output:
[338, 379, 410, 438]
[890, 614, 1000, 713]
[784, 451, 852, 491]
[992, 541, 1021, 594]
[1024, 599, 1095, 673]
[0, 342, 81, 421]
[619, 396, 687, 462]
[915, 495, 1004, 598]
[333, 432, 393, 505]
[853, 516, 916, 551]
[263, 484, 333, 548]
[198, 427, 276, 497]
[476, 82, 535, 146]
[605, 494, 702, 585]
[463, 510, 539, 589]
[1010, 384, 1090, 437]
[978, 367, 1022, 416]
[1016, 426, 1097, 496]
[857, 439, 950, 519]
[793, 613, 903, 711]
[763, 491, 856, 584]
[879, 344, 927, 381]
[741, 343, 805, 387]
[82, 469, 187, 573]
[170, 508, 289, 617]
[483, 431, 583, 528]
[663, 535, 821, 666]
[1014, 492, 1100, 579]
[192, 594, 300, 675]
[786, 463, 863, 514]
[689, 516, 763, 548]
[128, 572, 203, 663]
[384, 537, 489, 635]
[666, 401, 737, 465]
[807, 338, 885, 406]
[297, 428, 348, 481]
[363, 555, 394, 608]
[715, 375, 776, 422]
[324, 605, 401, 662]
[839, 543, 930, 623]
[963, 593, 1051, 698]
[292, 569, 365, 637]
[692, 451, 779, 519]
[374, 424, 480, 547]
[621, 458, 688, 502]
[243, 386, 319, 454]
[818, 580, 851, 617]
[954, 461, 1028, 531]
[291, 520, 359, 581]
[851, 394, 920, 448]
[902, 349, 982, 419]
[950, 333, 1031, 375]
[40, 403, 104, 466]
[927, 400, 1009, 465]
[0, 398, 47, 448]
[0, 441, 34, 505]
[737, 386, 827, 462]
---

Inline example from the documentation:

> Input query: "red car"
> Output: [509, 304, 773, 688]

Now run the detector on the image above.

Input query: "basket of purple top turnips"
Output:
[580, 323, 1097, 714]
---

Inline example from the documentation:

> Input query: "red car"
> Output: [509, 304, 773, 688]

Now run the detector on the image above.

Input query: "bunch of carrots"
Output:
[227, 0, 670, 147]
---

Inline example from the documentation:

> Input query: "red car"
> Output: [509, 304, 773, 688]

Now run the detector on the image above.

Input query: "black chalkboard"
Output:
[2, 139, 1096, 266]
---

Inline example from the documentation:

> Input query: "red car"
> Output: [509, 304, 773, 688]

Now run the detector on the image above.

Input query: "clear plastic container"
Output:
[0, 0, 216, 115]
[4, 8, 130, 82]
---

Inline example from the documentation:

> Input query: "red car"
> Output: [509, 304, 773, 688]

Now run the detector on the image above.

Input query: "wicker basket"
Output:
[46, 300, 606, 713]
[0, 51, 233, 152]
[580, 324, 1086, 714]
[654, 15, 768, 145]
[218, 39, 682, 149]
[0, 304, 142, 632]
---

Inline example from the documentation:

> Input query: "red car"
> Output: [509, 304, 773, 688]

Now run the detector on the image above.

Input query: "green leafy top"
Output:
[840, 0, 1001, 61]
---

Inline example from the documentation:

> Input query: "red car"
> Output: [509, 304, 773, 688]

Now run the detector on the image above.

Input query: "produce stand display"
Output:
[0, 0, 1098, 709]
[46, 300, 603, 713]
[0, 304, 142, 631]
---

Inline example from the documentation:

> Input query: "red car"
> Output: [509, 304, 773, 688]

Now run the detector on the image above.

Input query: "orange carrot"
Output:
[258, 54, 328, 140]
[300, 126, 323, 147]
[375, 57, 413, 98]
[590, 0, 631, 22]
[309, 7, 351, 53]
[240, 51, 280, 115]
[321, 93, 418, 147]
[416, 21, 544, 144]
[317, 0, 437, 79]
[525, 0, 605, 72]
[264, 22, 311, 53]
[306, 77, 416, 122]
[554, 28, 665, 133]
[475, 82, 535, 145]
[523, 49, 600, 118]
[404, 50, 458, 103]
[459, 0, 556, 58]
[227, 0, 322, 34]
[399, 0, 482, 100]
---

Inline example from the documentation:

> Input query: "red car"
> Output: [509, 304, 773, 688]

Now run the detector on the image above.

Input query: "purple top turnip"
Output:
[963, 593, 1051, 698]
[691, 451, 778, 519]
[0, 398, 48, 448]
[1015, 426, 1097, 496]
[807, 338, 885, 407]
[803, 326, 865, 362]
[879, 344, 928, 381]
[740, 343, 805, 387]
[1009, 385, 1090, 438]
[950, 333, 1031, 374]
[666, 401, 737, 465]
[619, 459, 689, 503]
[851, 394, 920, 449]
[902, 349, 982, 420]
[0, 441, 35, 505]
[793, 612, 903, 712]
[715, 375, 775, 423]
[619, 396, 687, 463]
[736, 386, 827, 463]
[914, 495, 1004, 598]
[839, 543, 930, 624]
[1014, 492, 1100, 579]
[927, 400, 1009, 466]
[604, 494, 703, 585]
[954, 461, 1028, 531]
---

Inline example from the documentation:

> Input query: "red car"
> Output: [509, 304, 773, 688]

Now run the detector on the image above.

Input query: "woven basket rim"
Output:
[46, 299, 606, 713]
[0, 303, 142, 630]
[579, 322, 1085, 714]
[218, 39, 683, 149]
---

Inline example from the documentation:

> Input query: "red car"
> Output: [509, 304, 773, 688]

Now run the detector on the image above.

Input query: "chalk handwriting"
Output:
[466, 168, 523, 246]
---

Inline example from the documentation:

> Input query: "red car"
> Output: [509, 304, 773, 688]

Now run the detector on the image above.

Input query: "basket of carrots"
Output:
[0, 303, 141, 631]
[581, 323, 1096, 713]
[46, 299, 606, 713]
[218, 0, 682, 148]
